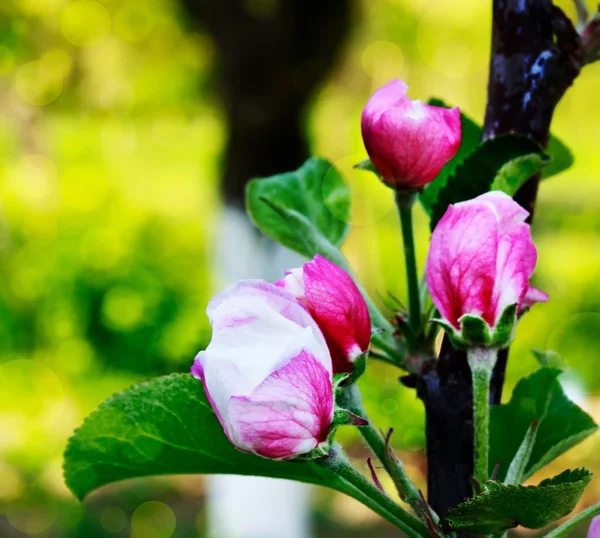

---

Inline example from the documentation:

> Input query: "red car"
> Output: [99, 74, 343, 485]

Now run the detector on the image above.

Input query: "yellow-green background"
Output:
[1, 0, 599, 536]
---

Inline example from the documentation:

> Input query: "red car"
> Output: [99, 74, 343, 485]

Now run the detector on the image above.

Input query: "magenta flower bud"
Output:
[588, 513, 600, 538]
[276, 255, 371, 374]
[425, 191, 548, 348]
[192, 280, 333, 460]
[361, 79, 461, 189]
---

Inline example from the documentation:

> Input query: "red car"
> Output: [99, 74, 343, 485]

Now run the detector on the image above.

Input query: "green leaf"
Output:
[429, 134, 549, 230]
[532, 349, 565, 369]
[489, 368, 598, 482]
[419, 99, 482, 215]
[63, 374, 366, 501]
[443, 468, 592, 534]
[354, 158, 380, 176]
[543, 134, 574, 179]
[491, 152, 551, 196]
[419, 101, 571, 213]
[246, 157, 350, 258]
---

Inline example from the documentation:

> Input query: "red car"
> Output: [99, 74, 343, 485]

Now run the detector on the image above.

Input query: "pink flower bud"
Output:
[361, 79, 461, 189]
[276, 255, 371, 373]
[192, 280, 333, 460]
[425, 191, 547, 345]
[588, 513, 600, 538]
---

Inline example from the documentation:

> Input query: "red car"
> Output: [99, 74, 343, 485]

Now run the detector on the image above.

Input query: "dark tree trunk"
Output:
[412, 0, 584, 521]
[178, 0, 352, 206]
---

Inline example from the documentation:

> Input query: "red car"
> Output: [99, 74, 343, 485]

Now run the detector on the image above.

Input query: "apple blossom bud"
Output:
[276, 255, 371, 373]
[192, 280, 334, 460]
[588, 513, 600, 538]
[425, 191, 548, 348]
[361, 79, 461, 189]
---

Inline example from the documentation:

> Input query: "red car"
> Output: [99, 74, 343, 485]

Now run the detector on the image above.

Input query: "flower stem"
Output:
[395, 191, 421, 336]
[338, 384, 439, 525]
[318, 444, 429, 538]
[544, 503, 600, 538]
[467, 347, 498, 487]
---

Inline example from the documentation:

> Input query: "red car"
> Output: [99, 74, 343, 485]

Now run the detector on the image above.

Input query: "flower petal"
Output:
[196, 280, 331, 444]
[427, 203, 499, 328]
[227, 350, 333, 460]
[302, 255, 371, 371]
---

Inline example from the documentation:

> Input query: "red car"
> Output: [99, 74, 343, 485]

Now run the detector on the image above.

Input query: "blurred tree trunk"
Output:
[413, 0, 584, 520]
[179, 0, 352, 206]
[177, 1, 351, 537]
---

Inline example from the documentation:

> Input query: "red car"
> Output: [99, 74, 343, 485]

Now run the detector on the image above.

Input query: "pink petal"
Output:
[491, 222, 537, 322]
[588, 514, 600, 538]
[194, 279, 333, 454]
[476, 191, 530, 232]
[361, 80, 461, 188]
[427, 203, 499, 328]
[208, 279, 315, 331]
[227, 350, 333, 460]
[303, 255, 371, 372]
[521, 286, 549, 311]
[362, 79, 409, 124]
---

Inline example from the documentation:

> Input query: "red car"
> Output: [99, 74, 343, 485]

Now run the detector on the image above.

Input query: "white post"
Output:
[206, 205, 312, 538]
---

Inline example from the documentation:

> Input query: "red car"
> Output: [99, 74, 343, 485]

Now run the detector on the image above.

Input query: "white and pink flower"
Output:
[361, 79, 461, 189]
[192, 280, 334, 460]
[425, 191, 547, 346]
[276, 255, 371, 373]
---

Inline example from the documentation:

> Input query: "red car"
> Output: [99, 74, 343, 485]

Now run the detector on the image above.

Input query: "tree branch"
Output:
[413, 0, 584, 520]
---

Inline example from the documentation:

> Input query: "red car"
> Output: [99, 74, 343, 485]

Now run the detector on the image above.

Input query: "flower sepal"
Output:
[433, 303, 518, 350]
[333, 408, 369, 428]
[491, 303, 518, 347]
[294, 408, 368, 462]
[354, 158, 381, 177]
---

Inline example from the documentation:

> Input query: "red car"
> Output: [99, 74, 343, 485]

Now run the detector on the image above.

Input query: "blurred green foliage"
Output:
[0, 0, 599, 536]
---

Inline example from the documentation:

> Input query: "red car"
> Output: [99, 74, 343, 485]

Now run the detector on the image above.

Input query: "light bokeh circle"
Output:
[362, 40, 405, 84]
[61, 0, 111, 48]
[416, 0, 490, 78]
[130, 501, 176, 538]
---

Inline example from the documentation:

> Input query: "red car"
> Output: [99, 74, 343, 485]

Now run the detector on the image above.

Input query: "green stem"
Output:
[467, 347, 498, 487]
[318, 444, 429, 538]
[339, 384, 438, 525]
[395, 191, 421, 336]
[544, 503, 600, 538]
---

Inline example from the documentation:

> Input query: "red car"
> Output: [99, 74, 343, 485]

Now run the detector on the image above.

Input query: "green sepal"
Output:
[348, 353, 367, 383]
[443, 468, 593, 535]
[431, 318, 466, 349]
[286, 407, 369, 462]
[333, 372, 351, 393]
[491, 303, 518, 347]
[354, 158, 381, 177]
[294, 443, 331, 462]
[333, 408, 369, 428]
[459, 314, 492, 346]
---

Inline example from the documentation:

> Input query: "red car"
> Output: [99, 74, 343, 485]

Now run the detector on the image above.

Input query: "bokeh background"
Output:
[1, 0, 599, 536]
